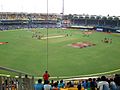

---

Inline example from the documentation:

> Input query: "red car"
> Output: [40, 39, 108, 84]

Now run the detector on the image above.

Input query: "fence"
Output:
[0, 66, 34, 90]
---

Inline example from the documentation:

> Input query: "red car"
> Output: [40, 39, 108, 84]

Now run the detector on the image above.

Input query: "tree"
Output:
[90, 16, 96, 20]
[96, 16, 102, 26]
[108, 17, 113, 20]
[84, 16, 89, 25]
[68, 14, 73, 20]
[114, 17, 119, 27]
[102, 16, 107, 26]
[96, 16, 101, 20]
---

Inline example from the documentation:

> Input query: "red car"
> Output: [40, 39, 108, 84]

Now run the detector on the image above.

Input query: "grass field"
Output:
[0, 28, 120, 78]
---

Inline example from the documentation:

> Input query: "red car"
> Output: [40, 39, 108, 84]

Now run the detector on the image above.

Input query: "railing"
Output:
[0, 66, 34, 90]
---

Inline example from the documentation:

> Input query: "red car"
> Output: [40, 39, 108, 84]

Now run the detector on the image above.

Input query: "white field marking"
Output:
[62, 68, 120, 79]
[84, 68, 120, 76]
[35, 68, 120, 79]
[59, 68, 120, 80]
[41, 35, 65, 39]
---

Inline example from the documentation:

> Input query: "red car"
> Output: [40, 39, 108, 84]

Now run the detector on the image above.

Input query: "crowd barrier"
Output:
[0, 66, 34, 90]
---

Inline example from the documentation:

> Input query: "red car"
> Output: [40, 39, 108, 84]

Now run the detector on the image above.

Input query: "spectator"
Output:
[50, 80, 54, 87]
[44, 80, 52, 90]
[110, 78, 117, 90]
[70, 81, 74, 87]
[90, 78, 97, 90]
[67, 81, 74, 88]
[87, 79, 91, 90]
[97, 76, 110, 90]
[82, 80, 88, 90]
[114, 74, 120, 90]
[77, 81, 82, 90]
[43, 71, 50, 84]
[58, 80, 65, 89]
[52, 82, 58, 90]
[34, 79, 44, 90]
[23, 74, 31, 90]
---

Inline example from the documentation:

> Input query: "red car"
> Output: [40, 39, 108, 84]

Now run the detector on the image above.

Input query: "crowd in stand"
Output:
[0, 23, 58, 30]
[0, 71, 120, 90]
[34, 71, 120, 90]
[1, 12, 120, 31]
[0, 12, 60, 30]
[0, 12, 58, 20]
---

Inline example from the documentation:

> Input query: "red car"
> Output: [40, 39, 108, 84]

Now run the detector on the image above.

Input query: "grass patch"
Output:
[0, 29, 120, 77]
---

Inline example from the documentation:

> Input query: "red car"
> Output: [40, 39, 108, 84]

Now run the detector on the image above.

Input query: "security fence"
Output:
[0, 66, 34, 90]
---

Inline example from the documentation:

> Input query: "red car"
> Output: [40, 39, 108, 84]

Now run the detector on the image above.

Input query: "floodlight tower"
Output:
[61, 0, 64, 27]
[62, 0, 64, 16]
[46, 0, 49, 71]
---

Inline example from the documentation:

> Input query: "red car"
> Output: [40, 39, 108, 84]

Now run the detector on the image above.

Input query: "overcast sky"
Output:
[0, 0, 120, 16]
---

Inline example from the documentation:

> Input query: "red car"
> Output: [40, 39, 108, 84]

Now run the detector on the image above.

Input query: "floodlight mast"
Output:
[46, 0, 49, 71]
[62, 0, 64, 16]
[46, 0, 64, 70]
[61, 0, 64, 28]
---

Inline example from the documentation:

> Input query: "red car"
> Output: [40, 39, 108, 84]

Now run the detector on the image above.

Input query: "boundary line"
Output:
[34, 68, 120, 80]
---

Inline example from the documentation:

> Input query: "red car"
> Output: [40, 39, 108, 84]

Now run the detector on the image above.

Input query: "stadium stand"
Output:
[0, 12, 59, 30]
[1, 12, 120, 32]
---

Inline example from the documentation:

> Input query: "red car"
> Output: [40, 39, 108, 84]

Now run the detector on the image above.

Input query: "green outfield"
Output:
[0, 28, 120, 78]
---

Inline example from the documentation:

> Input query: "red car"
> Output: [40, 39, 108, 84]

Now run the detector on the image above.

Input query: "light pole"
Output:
[61, 0, 64, 27]
[62, 0, 64, 16]
[46, 0, 49, 71]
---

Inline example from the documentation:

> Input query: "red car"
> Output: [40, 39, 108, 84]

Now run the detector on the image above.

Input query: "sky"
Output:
[0, 0, 120, 16]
